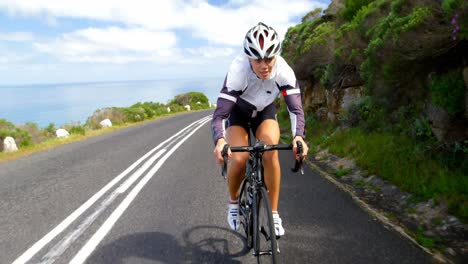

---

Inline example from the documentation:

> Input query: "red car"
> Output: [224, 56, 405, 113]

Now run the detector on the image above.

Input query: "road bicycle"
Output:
[222, 130, 303, 263]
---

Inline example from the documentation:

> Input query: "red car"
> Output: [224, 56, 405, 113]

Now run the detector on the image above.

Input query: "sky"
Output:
[0, 0, 330, 85]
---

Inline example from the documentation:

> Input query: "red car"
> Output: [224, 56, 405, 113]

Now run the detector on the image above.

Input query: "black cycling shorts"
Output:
[226, 103, 277, 136]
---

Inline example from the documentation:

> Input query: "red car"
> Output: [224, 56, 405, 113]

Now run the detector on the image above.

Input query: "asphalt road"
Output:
[0, 110, 433, 263]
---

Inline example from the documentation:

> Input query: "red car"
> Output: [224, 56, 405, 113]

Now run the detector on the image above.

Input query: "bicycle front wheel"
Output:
[253, 186, 278, 264]
[239, 178, 253, 249]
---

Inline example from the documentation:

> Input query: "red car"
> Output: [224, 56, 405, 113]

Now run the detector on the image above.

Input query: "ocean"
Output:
[0, 78, 222, 128]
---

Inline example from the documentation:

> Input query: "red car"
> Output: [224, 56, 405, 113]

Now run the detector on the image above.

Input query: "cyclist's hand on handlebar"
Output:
[213, 138, 231, 165]
[293, 136, 308, 161]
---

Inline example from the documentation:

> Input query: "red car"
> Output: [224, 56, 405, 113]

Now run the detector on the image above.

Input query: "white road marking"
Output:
[12, 115, 212, 264]
[70, 117, 211, 264]
[39, 148, 167, 264]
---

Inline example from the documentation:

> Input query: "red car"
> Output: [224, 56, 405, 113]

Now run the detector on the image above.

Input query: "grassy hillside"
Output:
[279, 0, 467, 222]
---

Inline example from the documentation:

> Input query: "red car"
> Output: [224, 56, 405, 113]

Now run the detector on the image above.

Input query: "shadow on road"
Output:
[183, 225, 250, 263]
[87, 225, 249, 263]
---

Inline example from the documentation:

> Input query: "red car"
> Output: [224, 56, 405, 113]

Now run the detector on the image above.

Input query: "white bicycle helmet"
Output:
[243, 22, 281, 60]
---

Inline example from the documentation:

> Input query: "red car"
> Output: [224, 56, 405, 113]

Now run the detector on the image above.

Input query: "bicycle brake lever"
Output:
[291, 160, 304, 174]
[291, 141, 304, 175]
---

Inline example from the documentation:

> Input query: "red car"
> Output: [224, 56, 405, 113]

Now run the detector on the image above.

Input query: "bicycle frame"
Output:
[220, 124, 304, 263]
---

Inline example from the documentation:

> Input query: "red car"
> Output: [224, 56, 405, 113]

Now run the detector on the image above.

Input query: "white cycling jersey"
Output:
[211, 53, 305, 145]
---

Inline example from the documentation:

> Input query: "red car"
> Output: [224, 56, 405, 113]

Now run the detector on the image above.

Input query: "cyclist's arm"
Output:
[211, 56, 247, 146]
[276, 58, 306, 140]
[211, 86, 241, 145]
[276, 63, 308, 159]
[280, 83, 305, 140]
[283, 89, 308, 160]
[211, 76, 243, 164]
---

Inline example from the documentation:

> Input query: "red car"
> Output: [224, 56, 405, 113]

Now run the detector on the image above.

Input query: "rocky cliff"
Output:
[280, 1, 468, 260]
[282, 0, 467, 143]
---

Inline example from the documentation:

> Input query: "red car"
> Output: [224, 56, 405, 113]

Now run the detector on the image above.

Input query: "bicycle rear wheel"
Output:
[239, 178, 254, 249]
[253, 186, 278, 263]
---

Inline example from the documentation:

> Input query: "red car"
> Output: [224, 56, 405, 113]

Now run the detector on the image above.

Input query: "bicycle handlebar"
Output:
[221, 141, 304, 179]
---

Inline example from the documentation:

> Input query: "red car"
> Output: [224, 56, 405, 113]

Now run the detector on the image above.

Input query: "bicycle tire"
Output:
[239, 177, 254, 249]
[253, 186, 278, 264]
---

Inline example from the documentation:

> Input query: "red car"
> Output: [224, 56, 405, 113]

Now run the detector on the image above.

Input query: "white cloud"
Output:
[0, 0, 326, 45]
[73, 27, 177, 52]
[185, 46, 235, 58]
[0, 31, 34, 42]
[0, 0, 188, 29]
[0, 44, 34, 63]
[34, 27, 180, 63]
[0, 53, 29, 63]
[0, 0, 328, 82]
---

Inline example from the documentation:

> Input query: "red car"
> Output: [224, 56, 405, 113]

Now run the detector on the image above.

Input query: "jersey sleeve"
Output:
[276, 60, 306, 139]
[211, 55, 248, 145]
[211, 81, 239, 145]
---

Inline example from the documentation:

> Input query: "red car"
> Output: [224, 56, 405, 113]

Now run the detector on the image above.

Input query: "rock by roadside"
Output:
[310, 149, 468, 264]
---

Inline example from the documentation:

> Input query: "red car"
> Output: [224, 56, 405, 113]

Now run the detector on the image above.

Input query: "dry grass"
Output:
[0, 113, 178, 163]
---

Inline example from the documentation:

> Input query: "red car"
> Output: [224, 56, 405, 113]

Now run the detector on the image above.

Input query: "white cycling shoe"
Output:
[273, 214, 285, 237]
[227, 202, 240, 231]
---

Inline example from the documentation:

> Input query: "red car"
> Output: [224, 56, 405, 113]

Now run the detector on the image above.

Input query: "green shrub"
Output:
[283, 19, 322, 62]
[390, 7, 431, 37]
[169, 91, 209, 106]
[335, 168, 352, 177]
[360, 2, 432, 91]
[0, 118, 16, 132]
[411, 117, 433, 140]
[0, 128, 11, 139]
[20, 122, 47, 144]
[429, 69, 465, 114]
[44, 123, 57, 138]
[64, 123, 86, 136]
[167, 91, 211, 112]
[360, 36, 383, 88]
[0, 119, 32, 147]
[339, 0, 382, 36]
[343, 96, 388, 132]
[349, 48, 359, 61]
[334, 46, 345, 59]
[320, 64, 337, 87]
[168, 103, 185, 113]
[443, 0, 467, 40]
[128, 102, 169, 119]
[190, 102, 211, 111]
[302, 8, 323, 22]
[302, 21, 335, 53]
[122, 106, 147, 122]
[442, 0, 465, 13]
[131, 103, 153, 119]
[145, 102, 167, 115]
[86, 107, 126, 129]
[340, 0, 374, 21]
[70, 126, 86, 135]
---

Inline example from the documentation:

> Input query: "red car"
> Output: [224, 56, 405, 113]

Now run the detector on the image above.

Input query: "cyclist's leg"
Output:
[255, 119, 281, 212]
[225, 125, 249, 231]
[226, 125, 249, 200]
